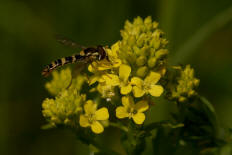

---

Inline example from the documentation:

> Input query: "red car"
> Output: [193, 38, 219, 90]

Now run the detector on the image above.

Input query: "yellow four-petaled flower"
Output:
[116, 96, 149, 124]
[104, 64, 132, 95]
[79, 100, 109, 134]
[131, 72, 163, 98]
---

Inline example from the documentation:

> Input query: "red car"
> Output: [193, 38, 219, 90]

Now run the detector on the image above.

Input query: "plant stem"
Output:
[109, 122, 129, 132]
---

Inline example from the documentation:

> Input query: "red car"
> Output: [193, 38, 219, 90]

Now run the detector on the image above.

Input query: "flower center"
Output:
[127, 108, 137, 118]
[88, 114, 96, 124]
[143, 81, 151, 91]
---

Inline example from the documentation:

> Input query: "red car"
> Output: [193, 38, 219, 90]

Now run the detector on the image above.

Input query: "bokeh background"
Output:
[0, 0, 232, 154]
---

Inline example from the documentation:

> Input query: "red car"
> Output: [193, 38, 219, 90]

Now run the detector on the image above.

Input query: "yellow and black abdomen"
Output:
[42, 54, 85, 77]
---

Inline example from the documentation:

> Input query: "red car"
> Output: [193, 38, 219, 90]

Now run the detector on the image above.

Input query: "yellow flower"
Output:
[79, 100, 109, 134]
[131, 72, 163, 98]
[88, 42, 121, 71]
[97, 82, 115, 100]
[103, 64, 132, 95]
[116, 96, 149, 124]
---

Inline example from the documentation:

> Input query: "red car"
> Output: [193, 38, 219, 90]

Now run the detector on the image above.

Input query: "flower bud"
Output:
[155, 49, 168, 59]
[136, 56, 147, 66]
[128, 36, 136, 46]
[148, 57, 157, 68]
[136, 66, 148, 77]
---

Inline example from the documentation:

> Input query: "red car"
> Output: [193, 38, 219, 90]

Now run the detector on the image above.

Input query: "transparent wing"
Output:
[55, 34, 86, 49]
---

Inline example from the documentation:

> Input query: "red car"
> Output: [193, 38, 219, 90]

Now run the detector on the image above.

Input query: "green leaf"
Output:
[198, 96, 219, 134]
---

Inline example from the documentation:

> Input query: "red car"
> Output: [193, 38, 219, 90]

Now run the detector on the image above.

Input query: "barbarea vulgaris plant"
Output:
[42, 17, 231, 154]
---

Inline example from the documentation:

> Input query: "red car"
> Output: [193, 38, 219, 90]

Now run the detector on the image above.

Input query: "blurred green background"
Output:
[0, 0, 232, 154]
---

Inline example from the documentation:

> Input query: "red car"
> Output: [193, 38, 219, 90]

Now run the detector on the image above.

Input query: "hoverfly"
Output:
[42, 36, 108, 77]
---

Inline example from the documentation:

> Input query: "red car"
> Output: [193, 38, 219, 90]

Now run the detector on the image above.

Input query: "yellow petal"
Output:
[119, 64, 131, 81]
[133, 86, 145, 98]
[79, 115, 90, 127]
[132, 113, 145, 124]
[88, 64, 94, 73]
[111, 42, 120, 54]
[84, 100, 97, 114]
[97, 60, 112, 70]
[120, 84, 132, 95]
[112, 59, 122, 68]
[144, 72, 161, 85]
[131, 77, 143, 87]
[102, 74, 120, 86]
[134, 100, 149, 113]
[89, 75, 99, 85]
[148, 85, 164, 97]
[91, 121, 104, 134]
[122, 96, 134, 108]
[116, 106, 129, 118]
[95, 107, 109, 120]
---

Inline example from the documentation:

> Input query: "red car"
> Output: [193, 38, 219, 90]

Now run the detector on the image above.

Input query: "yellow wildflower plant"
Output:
[131, 72, 164, 98]
[79, 100, 109, 134]
[116, 96, 149, 124]
[41, 17, 217, 155]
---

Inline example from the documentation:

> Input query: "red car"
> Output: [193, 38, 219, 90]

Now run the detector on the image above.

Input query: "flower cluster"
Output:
[119, 16, 168, 77]
[42, 68, 86, 126]
[41, 17, 200, 135]
[86, 17, 166, 127]
[170, 65, 200, 102]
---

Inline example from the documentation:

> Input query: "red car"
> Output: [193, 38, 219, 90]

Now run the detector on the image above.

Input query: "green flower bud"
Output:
[136, 56, 147, 66]
[144, 16, 152, 25]
[153, 38, 160, 50]
[136, 33, 146, 47]
[144, 16, 152, 31]
[134, 16, 143, 25]
[136, 66, 148, 77]
[128, 36, 136, 46]
[153, 21, 159, 29]
[155, 49, 168, 59]
[148, 57, 157, 68]
[133, 46, 141, 55]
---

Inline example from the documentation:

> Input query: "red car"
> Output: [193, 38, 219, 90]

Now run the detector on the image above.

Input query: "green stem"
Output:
[171, 6, 232, 64]
[143, 121, 170, 131]
[109, 122, 129, 132]
[75, 128, 120, 155]
[143, 121, 184, 131]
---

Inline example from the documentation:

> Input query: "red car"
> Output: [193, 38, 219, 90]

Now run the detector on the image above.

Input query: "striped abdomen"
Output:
[42, 54, 85, 77]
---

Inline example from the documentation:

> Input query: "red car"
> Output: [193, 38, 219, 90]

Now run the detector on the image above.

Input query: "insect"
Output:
[42, 36, 108, 77]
